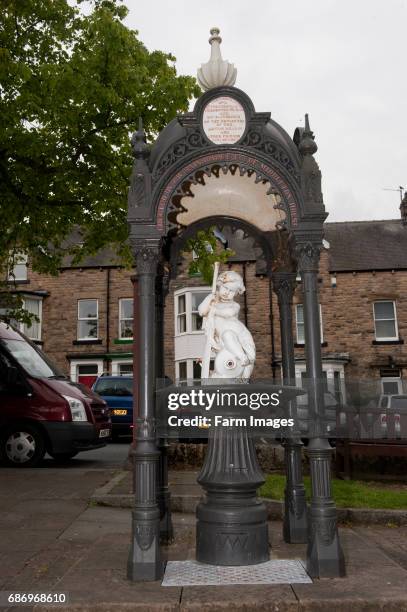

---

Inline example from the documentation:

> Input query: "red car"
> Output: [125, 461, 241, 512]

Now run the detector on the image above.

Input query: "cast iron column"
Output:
[272, 272, 307, 544]
[155, 270, 174, 544]
[126, 274, 140, 472]
[128, 242, 164, 582]
[196, 404, 269, 566]
[296, 240, 345, 578]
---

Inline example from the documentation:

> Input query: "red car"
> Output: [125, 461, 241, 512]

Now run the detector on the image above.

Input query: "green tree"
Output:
[0, 0, 200, 321]
[184, 228, 235, 284]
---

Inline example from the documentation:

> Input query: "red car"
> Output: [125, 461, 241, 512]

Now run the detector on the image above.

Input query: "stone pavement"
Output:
[1, 468, 407, 611]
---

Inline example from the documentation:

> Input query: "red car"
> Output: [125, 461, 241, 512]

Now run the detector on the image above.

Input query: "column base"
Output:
[283, 486, 308, 544]
[196, 496, 269, 566]
[127, 512, 164, 582]
[306, 508, 346, 578]
[196, 420, 269, 566]
[306, 438, 345, 577]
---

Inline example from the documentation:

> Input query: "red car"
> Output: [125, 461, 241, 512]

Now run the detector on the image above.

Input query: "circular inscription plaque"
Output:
[202, 96, 246, 145]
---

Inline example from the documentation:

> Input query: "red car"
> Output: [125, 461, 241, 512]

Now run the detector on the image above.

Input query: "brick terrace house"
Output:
[8, 201, 407, 399]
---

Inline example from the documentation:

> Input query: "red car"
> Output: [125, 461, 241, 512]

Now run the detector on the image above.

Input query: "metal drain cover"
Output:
[162, 559, 312, 586]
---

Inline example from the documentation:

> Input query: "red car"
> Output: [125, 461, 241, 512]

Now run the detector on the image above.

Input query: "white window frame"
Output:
[111, 359, 133, 376]
[77, 299, 99, 340]
[175, 358, 204, 381]
[373, 300, 398, 341]
[22, 296, 42, 341]
[294, 362, 346, 404]
[174, 287, 210, 336]
[69, 359, 104, 382]
[381, 376, 402, 395]
[8, 252, 28, 282]
[14, 296, 43, 341]
[119, 298, 133, 340]
[295, 304, 323, 345]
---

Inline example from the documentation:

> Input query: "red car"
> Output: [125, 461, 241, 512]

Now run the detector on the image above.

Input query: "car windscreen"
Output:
[391, 396, 407, 410]
[1, 339, 64, 379]
[94, 378, 133, 396]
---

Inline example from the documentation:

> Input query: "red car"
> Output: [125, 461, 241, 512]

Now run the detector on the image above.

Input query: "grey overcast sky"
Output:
[123, 0, 406, 222]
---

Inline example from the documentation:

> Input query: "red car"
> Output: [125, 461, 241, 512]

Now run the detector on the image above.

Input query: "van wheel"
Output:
[49, 451, 78, 463]
[1, 425, 46, 467]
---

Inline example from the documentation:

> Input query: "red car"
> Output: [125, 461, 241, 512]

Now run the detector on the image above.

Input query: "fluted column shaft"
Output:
[127, 243, 163, 582]
[297, 241, 345, 578]
[155, 271, 173, 544]
[272, 272, 307, 544]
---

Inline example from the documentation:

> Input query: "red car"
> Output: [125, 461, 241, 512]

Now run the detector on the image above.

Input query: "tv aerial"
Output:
[382, 186, 405, 202]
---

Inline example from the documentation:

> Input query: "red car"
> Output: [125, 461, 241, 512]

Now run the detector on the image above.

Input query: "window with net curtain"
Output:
[22, 298, 41, 340]
[119, 298, 133, 339]
[11, 297, 42, 341]
[77, 299, 98, 339]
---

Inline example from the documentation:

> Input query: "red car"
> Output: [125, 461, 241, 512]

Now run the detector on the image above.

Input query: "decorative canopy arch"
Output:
[127, 84, 327, 252]
[174, 165, 285, 232]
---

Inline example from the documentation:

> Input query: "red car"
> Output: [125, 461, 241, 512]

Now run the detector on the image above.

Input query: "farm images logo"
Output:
[155, 384, 298, 438]
[155, 377, 407, 440]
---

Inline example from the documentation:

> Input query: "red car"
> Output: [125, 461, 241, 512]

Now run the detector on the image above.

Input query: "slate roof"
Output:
[59, 219, 407, 272]
[60, 228, 123, 268]
[325, 220, 407, 272]
[61, 248, 122, 268]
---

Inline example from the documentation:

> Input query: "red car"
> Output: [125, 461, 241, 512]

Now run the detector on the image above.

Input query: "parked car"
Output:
[375, 394, 407, 439]
[92, 375, 133, 439]
[0, 322, 111, 467]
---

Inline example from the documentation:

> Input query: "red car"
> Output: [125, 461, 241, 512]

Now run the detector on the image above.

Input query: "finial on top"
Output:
[197, 27, 237, 91]
[131, 117, 148, 158]
[298, 113, 318, 156]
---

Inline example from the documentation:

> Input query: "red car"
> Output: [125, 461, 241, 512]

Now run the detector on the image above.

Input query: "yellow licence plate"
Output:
[112, 409, 128, 416]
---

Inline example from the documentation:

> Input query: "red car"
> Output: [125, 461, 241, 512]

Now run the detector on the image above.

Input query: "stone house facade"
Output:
[9, 209, 407, 400]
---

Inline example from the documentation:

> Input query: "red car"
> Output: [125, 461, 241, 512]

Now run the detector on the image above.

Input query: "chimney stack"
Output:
[400, 191, 407, 226]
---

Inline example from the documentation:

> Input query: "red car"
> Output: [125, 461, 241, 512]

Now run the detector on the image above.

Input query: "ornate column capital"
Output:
[271, 272, 297, 306]
[131, 240, 161, 275]
[295, 240, 322, 273]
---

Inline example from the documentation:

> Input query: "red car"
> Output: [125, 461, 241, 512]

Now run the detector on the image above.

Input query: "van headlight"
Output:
[62, 395, 87, 422]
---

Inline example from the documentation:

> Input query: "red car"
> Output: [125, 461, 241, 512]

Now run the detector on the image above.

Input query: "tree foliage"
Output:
[0, 0, 200, 313]
[184, 228, 235, 285]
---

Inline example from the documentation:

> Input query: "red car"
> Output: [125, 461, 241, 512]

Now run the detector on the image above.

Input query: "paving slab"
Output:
[4, 515, 398, 611]
[180, 584, 299, 612]
[2, 467, 407, 611]
[353, 524, 407, 570]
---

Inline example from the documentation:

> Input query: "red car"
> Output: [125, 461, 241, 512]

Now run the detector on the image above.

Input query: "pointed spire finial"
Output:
[131, 117, 148, 158]
[298, 113, 318, 156]
[197, 27, 237, 91]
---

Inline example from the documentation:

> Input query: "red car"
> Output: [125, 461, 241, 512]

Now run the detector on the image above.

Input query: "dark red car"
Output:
[0, 322, 111, 467]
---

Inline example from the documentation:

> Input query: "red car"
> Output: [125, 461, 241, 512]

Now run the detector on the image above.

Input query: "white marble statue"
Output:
[198, 268, 256, 381]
